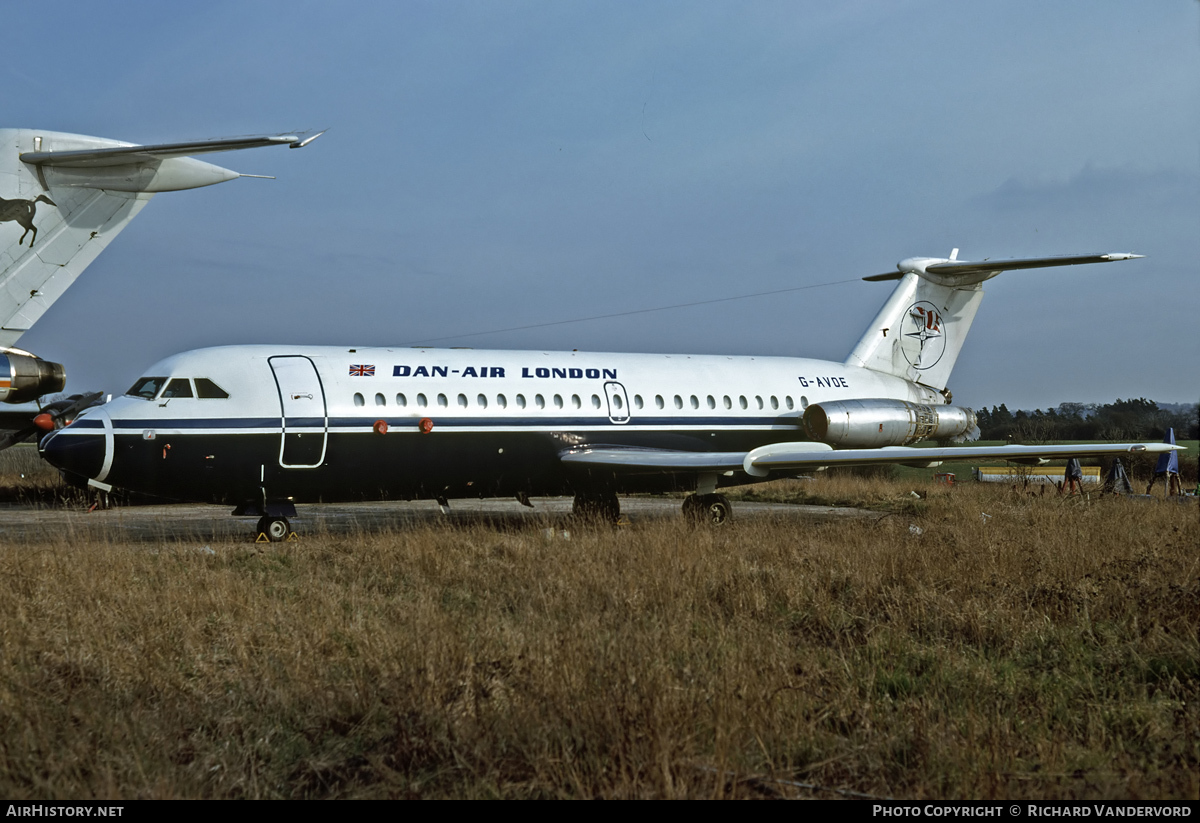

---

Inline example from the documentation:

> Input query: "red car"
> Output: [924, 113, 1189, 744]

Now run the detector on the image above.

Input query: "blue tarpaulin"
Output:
[1153, 428, 1179, 475]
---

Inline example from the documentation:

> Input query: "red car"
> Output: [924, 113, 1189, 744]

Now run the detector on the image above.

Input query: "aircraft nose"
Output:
[39, 410, 112, 484]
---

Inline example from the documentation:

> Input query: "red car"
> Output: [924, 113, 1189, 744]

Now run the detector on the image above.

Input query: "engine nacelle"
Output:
[802, 398, 978, 448]
[0, 351, 66, 404]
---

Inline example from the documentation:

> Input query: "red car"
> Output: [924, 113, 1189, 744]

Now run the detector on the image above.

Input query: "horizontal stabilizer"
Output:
[561, 441, 1183, 479]
[20, 131, 324, 168]
[865, 252, 1143, 283]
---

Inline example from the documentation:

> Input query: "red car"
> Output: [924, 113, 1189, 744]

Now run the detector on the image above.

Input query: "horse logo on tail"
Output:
[0, 194, 57, 248]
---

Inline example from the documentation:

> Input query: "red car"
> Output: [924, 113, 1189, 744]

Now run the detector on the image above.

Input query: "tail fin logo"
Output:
[0, 194, 57, 248]
[902, 301, 946, 371]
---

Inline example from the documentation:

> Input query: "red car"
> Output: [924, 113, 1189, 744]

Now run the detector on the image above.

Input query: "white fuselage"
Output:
[42, 344, 939, 505]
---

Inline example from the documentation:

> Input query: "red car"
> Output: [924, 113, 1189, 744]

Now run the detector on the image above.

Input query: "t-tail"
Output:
[0, 127, 323, 430]
[0, 128, 324, 351]
[844, 250, 1144, 396]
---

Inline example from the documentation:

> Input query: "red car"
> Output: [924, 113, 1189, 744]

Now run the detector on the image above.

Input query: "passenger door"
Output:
[269, 356, 328, 468]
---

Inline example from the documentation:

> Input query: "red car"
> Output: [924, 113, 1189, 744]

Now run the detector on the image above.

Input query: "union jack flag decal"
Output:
[349, 364, 375, 377]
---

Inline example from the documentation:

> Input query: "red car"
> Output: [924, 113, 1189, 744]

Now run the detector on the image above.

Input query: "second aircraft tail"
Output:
[0, 128, 323, 350]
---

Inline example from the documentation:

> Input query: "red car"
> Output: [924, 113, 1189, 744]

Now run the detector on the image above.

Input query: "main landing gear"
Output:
[682, 493, 732, 525]
[572, 491, 733, 525]
[572, 491, 621, 523]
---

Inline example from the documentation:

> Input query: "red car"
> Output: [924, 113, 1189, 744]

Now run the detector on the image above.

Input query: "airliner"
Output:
[38, 250, 1183, 539]
[0, 127, 321, 446]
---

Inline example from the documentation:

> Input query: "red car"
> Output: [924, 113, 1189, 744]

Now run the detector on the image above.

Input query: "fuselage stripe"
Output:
[68, 414, 799, 431]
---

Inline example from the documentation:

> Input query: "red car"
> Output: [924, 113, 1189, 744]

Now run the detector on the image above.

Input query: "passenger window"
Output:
[516, 394, 526, 409]
[786, 396, 794, 410]
[612, 394, 624, 410]
[535, 394, 545, 409]
[800, 395, 808, 409]
[655, 395, 664, 410]
[477, 394, 488, 409]
[127, 376, 167, 400]
[417, 393, 428, 408]
[396, 393, 407, 407]
[706, 395, 715, 409]
[674, 395, 683, 410]
[437, 393, 448, 407]
[739, 395, 748, 410]
[353, 393, 365, 407]
[689, 395, 699, 410]
[497, 394, 507, 409]
[723, 395, 732, 410]
[755, 396, 764, 410]
[162, 378, 193, 399]
[770, 396, 779, 410]
[591, 394, 601, 409]
[457, 393, 467, 408]
[375, 393, 386, 406]
[195, 378, 229, 399]
[553, 394, 563, 409]
[571, 394, 581, 409]
[634, 395, 643, 409]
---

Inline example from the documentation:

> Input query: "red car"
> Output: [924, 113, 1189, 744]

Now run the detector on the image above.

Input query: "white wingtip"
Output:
[1101, 253, 1145, 261]
[290, 129, 327, 149]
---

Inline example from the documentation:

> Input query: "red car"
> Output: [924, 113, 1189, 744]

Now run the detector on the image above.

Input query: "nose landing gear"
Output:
[255, 515, 293, 542]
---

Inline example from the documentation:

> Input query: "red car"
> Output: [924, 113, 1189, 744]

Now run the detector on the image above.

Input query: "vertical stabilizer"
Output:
[844, 271, 982, 392]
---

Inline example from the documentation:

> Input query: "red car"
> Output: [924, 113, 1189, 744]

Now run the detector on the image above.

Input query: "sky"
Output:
[6, 0, 1198, 411]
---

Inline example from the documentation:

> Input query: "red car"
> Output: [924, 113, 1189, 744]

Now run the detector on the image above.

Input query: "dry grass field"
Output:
[0, 450, 1195, 799]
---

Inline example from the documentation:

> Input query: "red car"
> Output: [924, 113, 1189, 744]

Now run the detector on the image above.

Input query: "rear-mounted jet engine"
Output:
[802, 398, 978, 449]
[0, 351, 65, 404]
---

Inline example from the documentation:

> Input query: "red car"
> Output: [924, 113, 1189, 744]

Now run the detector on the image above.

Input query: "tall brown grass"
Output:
[0, 474, 1194, 798]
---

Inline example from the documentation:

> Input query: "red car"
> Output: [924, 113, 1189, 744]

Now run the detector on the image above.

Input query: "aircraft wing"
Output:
[19, 131, 325, 167]
[561, 441, 1184, 478]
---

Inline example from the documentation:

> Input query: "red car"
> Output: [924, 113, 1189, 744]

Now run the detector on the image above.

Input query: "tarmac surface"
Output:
[0, 496, 884, 543]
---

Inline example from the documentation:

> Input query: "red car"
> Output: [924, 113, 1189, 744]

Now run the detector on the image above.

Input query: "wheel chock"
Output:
[255, 532, 270, 543]
[286, 532, 299, 542]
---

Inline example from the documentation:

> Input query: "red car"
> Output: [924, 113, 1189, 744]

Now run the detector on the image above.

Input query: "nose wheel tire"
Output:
[683, 493, 731, 525]
[256, 515, 292, 542]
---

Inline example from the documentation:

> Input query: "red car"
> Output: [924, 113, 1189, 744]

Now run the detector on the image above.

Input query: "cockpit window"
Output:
[195, 378, 230, 399]
[127, 376, 167, 400]
[162, 378, 194, 399]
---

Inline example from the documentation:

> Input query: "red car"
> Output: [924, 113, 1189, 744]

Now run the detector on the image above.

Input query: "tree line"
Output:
[975, 398, 1199, 442]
